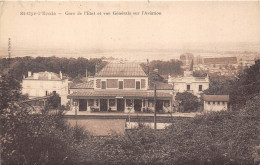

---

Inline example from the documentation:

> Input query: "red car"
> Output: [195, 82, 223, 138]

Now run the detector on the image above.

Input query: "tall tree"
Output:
[230, 60, 260, 109]
[175, 92, 200, 112]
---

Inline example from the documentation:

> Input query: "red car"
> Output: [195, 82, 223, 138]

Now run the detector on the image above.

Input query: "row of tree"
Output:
[0, 57, 184, 82]
[0, 56, 107, 81]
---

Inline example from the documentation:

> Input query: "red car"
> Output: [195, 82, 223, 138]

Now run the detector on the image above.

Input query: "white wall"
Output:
[169, 76, 209, 97]
[204, 101, 228, 112]
[22, 79, 69, 105]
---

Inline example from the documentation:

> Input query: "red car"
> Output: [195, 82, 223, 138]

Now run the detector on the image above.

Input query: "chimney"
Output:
[147, 59, 150, 76]
[59, 71, 63, 79]
[28, 71, 32, 77]
[48, 72, 51, 80]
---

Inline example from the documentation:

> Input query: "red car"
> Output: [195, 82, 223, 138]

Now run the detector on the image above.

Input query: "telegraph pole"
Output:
[154, 83, 157, 129]
[147, 59, 150, 76]
[74, 100, 78, 130]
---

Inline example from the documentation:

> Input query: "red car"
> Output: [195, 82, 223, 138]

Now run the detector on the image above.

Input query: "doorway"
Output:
[100, 99, 108, 111]
[134, 99, 142, 112]
[117, 99, 125, 111]
[79, 99, 87, 111]
[156, 100, 164, 112]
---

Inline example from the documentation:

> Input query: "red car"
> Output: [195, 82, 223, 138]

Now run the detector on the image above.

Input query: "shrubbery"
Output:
[69, 94, 259, 164]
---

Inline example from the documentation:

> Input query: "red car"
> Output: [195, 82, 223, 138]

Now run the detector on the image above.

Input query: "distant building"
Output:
[180, 53, 194, 69]
[168, 71, 209, 98]
[68, 62, 173, 113]
[203, 95, 230, 112]
[22, 71, 69, 105]
[203, 57, 237, 65]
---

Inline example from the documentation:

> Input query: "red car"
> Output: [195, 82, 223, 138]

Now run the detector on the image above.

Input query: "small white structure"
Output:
[203, 95, 230, 112]
[22, 71, 69, 105]
[168, 71, 209, 98]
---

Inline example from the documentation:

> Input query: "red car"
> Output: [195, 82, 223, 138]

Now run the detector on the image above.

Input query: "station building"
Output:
[68, 62, 173, 113]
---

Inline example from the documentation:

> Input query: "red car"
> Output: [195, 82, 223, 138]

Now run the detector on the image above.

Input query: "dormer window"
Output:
[101, 81, 106, 89]
[136, 81, 140, 90]
[119, 81, 123, 89]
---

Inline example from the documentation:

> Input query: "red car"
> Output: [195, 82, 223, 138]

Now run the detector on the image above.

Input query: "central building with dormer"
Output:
[68, 62, 173, 113]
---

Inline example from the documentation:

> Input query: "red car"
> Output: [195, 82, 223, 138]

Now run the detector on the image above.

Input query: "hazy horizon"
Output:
[1, 2, 260, 61]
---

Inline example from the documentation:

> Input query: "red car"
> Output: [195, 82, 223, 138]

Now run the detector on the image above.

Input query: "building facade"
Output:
[68, 62, 173, 113]
[203, 95, 230, 112]
[168, 71, 209, 98]
[22, 71, 69, 105]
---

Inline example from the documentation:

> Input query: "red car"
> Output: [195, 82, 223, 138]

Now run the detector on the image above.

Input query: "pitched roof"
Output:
[95, 62, 147, 77]
[149, 81, 173, 90]
[68, 90, 172, 99]
[70, 80, 94, 89]
[203, 95, 230, 102]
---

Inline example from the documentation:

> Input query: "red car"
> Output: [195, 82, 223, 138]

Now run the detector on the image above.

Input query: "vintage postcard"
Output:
[0, 1, 260, 165]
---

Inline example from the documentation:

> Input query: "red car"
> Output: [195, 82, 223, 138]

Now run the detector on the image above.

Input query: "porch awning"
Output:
[68, 90, 172, 99]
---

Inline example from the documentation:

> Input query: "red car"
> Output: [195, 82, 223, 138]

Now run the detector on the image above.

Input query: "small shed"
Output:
[203, 95, 230, 112]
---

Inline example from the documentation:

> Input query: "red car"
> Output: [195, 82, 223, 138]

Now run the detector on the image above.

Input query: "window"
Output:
[213, 101, 215, 104]
[148, 100, 154, 107]
[101, 81, 106, 89]
[136, 81, 141, 90]
[126, 99, 133, 107]
[187, 85, 190, 91]
[222, 101, 225, 105]
[96, 100, 99, 106]
[199, 85, 202, 91]
[208, 101, 210, 105]
[218, 101, 220, 104]
[88, 99, 94, 106]
[119, 81, 123, 89]
[164, 100, 170, 107]
[109, 99, 116, 106]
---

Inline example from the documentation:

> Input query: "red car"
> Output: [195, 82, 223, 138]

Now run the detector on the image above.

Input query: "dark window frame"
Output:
[88, 99, 94, 106]
[101, 81, 106, 89]
[136, 81, 141, 90]
[109, 99, 116, 107]
[187, 84, 190, 91]
[126, 99, 133, 107]
[199, 85, 203, 91]
[119, 81, 123, 89]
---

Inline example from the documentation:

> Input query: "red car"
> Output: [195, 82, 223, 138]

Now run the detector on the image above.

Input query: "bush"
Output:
[175, 92, 200, 112]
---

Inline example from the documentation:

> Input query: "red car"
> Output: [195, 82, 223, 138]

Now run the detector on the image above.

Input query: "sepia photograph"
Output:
[0, 1, 260, 164]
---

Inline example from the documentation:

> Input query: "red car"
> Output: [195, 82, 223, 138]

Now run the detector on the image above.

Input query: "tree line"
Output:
[0, 56, 106, 81]
[0, 57, 183, 82]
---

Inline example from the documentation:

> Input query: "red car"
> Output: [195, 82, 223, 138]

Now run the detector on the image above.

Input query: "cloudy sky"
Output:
[0, 1, 260, 58]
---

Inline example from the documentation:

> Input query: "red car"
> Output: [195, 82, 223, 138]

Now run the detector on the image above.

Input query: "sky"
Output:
[0, 1, 260, 59]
